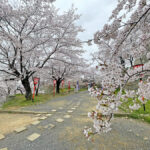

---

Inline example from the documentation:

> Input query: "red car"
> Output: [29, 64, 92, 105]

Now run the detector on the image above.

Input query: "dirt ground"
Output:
[0, 113, 36, 135]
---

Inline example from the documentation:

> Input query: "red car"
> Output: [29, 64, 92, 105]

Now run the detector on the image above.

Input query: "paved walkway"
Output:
[0, 91, 150, 150]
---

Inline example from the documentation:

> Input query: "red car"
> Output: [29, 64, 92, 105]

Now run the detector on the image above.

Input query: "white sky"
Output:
[54, 0, 118, 62]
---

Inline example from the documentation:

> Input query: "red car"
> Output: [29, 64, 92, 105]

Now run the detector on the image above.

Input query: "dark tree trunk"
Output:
[36, 79, 40, 96]
[143, 104, 146, 111]
[56, 79, 61, 94]
[21, 77, 32, 100]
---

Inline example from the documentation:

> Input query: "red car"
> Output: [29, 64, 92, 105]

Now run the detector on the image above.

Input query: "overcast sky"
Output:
[54, 0, 118, 61]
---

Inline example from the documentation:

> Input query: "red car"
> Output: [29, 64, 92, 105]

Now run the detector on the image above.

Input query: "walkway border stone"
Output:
[0, 134, 5, 140]
[0, 110, 148, 119]
[0, 148, 8, 150]
[27, 133, 40, 142]
[0, 110, 49, 115]
[14, 127, 27, 133]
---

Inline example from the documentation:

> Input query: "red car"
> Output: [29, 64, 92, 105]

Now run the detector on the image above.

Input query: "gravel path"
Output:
[0, 91, 150, 150]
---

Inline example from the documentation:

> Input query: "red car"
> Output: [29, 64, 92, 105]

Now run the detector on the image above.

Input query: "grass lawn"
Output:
[120, 97, 150, 123]
[2, 88, 87, 110]
[79, 88, 88, 92]
[2, 94, 57, 110]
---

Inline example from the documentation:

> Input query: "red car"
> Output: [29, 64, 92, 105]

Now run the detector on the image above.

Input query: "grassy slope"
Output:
[2, 94, 58, 110]
[120, 97, 150, 123]
[2, 88, 87, 110]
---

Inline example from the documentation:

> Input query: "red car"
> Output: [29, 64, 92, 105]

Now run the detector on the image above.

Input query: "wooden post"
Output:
[53, 80, 56, 96]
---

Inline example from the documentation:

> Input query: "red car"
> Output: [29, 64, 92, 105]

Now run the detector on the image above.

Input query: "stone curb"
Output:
[0, 110, 149, 118]
[0, 110, 49, 115]
[0, 110, 131, 116]
[114, 113, 150, 117]
[114, 113, 131, 117]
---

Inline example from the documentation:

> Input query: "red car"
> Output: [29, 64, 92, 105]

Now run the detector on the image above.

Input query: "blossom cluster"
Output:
[84, 87, 122, 139]
[86, 0, 150, 140]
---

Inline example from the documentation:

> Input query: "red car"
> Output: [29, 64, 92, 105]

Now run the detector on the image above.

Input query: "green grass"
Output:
[120, 97, 150, 123]
[116, 113, 150, 124]
[2, 87, 86, 110]
[2, 94, 54, 110]
[60, 88, 74, 94]
[79, 88, 88, 92]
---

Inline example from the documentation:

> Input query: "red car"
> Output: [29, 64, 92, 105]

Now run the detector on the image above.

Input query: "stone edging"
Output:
[0, 110, 49, 114]
[0, 110, 149, 118]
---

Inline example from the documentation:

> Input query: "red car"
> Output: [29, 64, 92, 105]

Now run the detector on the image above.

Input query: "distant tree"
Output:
[45, 50, 85, 94]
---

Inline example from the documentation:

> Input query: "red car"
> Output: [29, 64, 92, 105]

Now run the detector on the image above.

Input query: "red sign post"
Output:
[68, 81, 71, 93]
[61, 80, 64, 93]
[32, 77, 40, 100]
[53, 80, 56, 96]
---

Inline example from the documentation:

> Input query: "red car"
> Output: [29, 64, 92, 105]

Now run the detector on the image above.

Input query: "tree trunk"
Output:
[56, 79, 61, 94]
[21, 77, 32, 100]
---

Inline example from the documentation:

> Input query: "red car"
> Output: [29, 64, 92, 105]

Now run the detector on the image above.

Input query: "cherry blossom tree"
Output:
[84, 0, 150, 140]
[0, 0, 83, 100]
[43, 50, 85, 94]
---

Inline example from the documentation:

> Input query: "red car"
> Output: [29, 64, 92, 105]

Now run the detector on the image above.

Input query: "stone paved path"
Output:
[0, 91, 150, 150]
